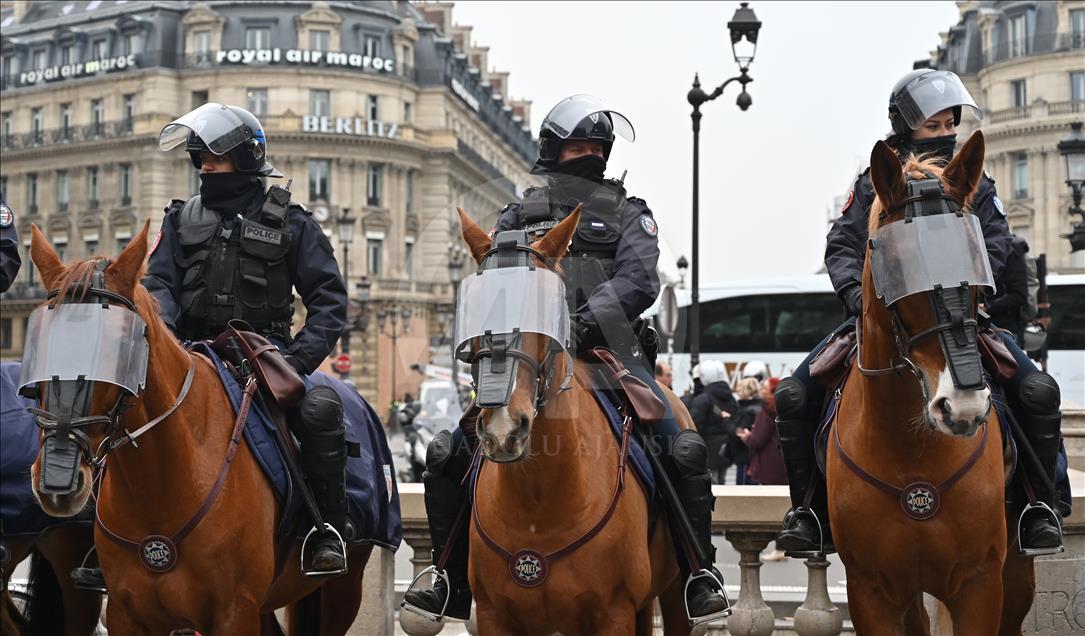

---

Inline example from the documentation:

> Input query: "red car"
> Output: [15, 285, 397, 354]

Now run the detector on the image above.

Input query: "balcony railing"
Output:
[1, 119, 137, 150]
[986, 100, 1085, 124]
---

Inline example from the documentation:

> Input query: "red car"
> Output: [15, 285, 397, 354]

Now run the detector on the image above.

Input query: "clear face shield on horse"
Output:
[866, 177, 995, 429]
[17, 261, 150, 496]
[454, 231, 572, 414]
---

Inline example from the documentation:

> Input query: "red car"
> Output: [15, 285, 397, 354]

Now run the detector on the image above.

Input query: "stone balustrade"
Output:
[350, 475, 1084, 635]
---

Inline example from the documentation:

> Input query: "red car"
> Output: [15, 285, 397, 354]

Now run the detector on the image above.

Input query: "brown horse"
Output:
[23, 223, 372, 635]
[827, 131, 1034, 635]
[1, 526, 102, 636]
[455, 209, 691, 635]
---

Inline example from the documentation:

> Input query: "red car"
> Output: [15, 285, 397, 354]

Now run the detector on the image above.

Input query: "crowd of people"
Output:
[658, 360, 787, 487]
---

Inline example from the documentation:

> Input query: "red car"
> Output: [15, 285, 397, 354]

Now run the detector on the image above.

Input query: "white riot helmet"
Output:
[691, 363, 702, 382]
[699, 360, 728, 386]
[741, 360, 768, 381]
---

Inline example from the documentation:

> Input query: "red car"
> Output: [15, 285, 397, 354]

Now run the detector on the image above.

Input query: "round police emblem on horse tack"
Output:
[0, 204, 12, 228]
[138, 535, 178, 573]
[509, 550, 548, 587]
[900, 482, 940, 520]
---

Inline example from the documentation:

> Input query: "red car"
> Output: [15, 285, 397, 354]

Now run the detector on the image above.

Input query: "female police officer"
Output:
[774, 69, 1066, 558]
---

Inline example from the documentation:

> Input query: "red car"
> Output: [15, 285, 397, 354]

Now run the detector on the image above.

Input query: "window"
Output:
[246, 88, 268, 117]
[116, 237, 129, 253]
[119, 164, 132, 205]
[403, 101, 412, 123]
[1, 111, 10, 142]
[59, 103, 72, 138]
[193, 29, 211, 62]
[672, 292, 842, 353]
[1012, 153, 1029, 199]
[90, 98, 103, 133]
[60, 44, 74, 65]
[309, 159, 330, 201]
[245, 27, 271, 49]
[364, 35, 381, 58]
[84, 238, 98, 257]
[56, 171, 69, 209]
[405, 170, 414, 214]
[32, 49, 45, 69]
[367, 238, 383, 277]
[30, 107, 42, 142]
[54, 240, 66, 263]
[309, 29, 330, 51]
[86, 166, 100, 206]
[1071, 9, 1085, 49]
[367, 164, 382, 206]
[1011, 80, 1027, 108]
[91, 38, 108, 59]
[367, 95, 379, 120]
[122, 94, 135, 131]
[1045, 284, 1085, 350]
[0, 318, 12, 351]
[26, 173, 38, 212]
[191, 90, 209, 108]
[1008, 14, 1027, 57]
[1072, 71, 1085, 103]
[123, 32, 140, 56]
[404, 239, 414, 278]
[309, 89, 330, 117]
[2, 55, 15, 83]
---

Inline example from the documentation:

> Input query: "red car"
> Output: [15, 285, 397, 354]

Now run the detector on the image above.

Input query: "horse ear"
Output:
[29, 224, 65, 289]
[869, 140, 906, 210]
[110, 220, 151, 288]
[458, 208, 493, 265]
[535, 205, 581, 263]
[942, 130, 985, 202]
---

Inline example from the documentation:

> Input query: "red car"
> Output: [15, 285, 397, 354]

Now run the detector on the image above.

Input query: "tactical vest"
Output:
[518, 179, 626, 314]
[173, 185, 295, 341]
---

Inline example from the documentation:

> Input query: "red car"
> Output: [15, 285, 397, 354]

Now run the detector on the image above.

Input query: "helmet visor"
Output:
[542, 94, 635, 143]
[894, 71, 982, 130]
[159, 103, 253, 156]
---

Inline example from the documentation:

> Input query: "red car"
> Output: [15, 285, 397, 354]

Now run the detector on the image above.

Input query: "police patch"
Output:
[900, 482, 940, 521]
[841, 190, 854, 215]
[639, 215, 657, 237]
[993, 195, 1005, 216]
[243, 224, 283, 245]
[138, 535, 179, 573]
[509, 549, 548, 587]
[149, 230, 163, 255]
[0, 204, 12, 228]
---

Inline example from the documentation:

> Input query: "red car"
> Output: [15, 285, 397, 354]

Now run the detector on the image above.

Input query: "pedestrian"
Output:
[689, 360, 738, 485]
[655, 360, 674, 390]
[729, 377, 762, 485]
[738, 378, 786, 486]
[680, 363, 703, 411]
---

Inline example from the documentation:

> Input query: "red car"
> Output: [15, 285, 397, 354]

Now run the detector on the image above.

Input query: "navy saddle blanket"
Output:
[188, 343, 402, 550]
[1, 361, 93, 535]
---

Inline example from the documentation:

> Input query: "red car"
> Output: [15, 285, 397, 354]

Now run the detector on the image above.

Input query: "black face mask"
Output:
[547, 155, 607, 201]
[199, 172, 262, 213]
[909, 134, 957, 164]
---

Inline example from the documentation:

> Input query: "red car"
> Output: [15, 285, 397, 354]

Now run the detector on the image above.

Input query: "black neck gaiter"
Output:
[199, 173, 262, 214]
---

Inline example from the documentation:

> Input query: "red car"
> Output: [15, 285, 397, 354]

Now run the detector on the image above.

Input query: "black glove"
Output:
[569, 313, 596, 353]
[841, 284, 863, 317]
[283, 354, 308, 376]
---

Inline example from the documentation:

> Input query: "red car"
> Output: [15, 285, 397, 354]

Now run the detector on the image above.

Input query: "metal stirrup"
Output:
[1016, 502, 1065, 557]
[684, 568, 732, 626]
[300, 523, 348, 576]
[401, 565, 453, 623]
[782, 507, 828, 559]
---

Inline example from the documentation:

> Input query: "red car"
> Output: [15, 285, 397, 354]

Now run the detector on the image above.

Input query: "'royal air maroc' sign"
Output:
[18, 54, 138, 86]
[217, 49, 394, 74]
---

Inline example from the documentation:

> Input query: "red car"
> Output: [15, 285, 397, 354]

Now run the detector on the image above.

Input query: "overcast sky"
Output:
[450, 0, 963, 282]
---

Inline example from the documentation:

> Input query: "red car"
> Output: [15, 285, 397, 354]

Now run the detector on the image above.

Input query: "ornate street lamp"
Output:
[448, 242, 468, 396]
[1058, 121, 1085, 252]
[686, 2, 761, 369]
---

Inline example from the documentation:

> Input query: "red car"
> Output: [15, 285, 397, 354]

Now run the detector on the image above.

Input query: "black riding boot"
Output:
[1018, 411, 1064, 552]
[402, 429, 473, 621]
[670, 429, 730, 623]
[299, 387, 349, 575]
[774, 378, 833, 557]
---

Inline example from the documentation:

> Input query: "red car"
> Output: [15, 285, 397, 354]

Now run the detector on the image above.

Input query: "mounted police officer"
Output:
[775, 69, 1067, 558]
[144, 103, 351, 574]
[403, 95, 729, 624]
[0, 191, 20, 293]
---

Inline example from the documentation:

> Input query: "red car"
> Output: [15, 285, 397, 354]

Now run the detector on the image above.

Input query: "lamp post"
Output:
[377, 303, 412, 411]
[447, 242, 468, 397]
[336, 209, 357, 374]
[353, 276, 372, 376]
[1058, 121, 1085, 252]
[686, 2, 760, 370]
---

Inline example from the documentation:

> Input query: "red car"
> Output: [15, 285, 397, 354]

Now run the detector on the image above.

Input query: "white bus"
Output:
[658, 274, 1085, 409]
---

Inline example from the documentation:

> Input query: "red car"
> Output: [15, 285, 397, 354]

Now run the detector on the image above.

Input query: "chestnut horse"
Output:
[455, 209, 691, 635]
[23, 223, 372, 635]
[1, 526, 102, 636]
[827, 132, 1034, 635]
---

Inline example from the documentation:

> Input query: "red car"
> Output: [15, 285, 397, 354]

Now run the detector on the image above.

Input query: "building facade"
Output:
[0, 0, 537, 409]
[926, 0, 1085, 272]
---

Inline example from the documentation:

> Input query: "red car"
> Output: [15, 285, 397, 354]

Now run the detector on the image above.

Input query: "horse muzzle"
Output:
[478, 407, 532, 463]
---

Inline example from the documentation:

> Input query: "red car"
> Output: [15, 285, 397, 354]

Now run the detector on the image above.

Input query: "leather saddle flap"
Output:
[978, 328, 1018, 385]
[809, 329, 857, 388]
[211, 321, 306, 409]
[587, 347, 665, 423]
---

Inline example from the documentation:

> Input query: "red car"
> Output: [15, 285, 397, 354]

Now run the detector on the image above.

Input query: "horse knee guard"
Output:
[775, 377, 807, 420]
[1019, 373, 1061, 418]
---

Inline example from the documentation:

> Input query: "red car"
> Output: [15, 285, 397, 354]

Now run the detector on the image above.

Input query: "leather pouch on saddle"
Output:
[211, 320, 306, 409]
[587, 347, 665, 424]
[809, 330, 857, 388]
[977, 328, 1018, 385]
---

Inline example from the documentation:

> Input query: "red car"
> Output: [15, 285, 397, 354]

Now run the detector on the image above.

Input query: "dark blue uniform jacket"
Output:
[144, 196, 347, 374]
[826, 169, 1011, 297]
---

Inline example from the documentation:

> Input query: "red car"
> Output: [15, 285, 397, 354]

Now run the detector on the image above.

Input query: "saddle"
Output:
[211, 320, 306, 408]
[585, 348, 664, 423]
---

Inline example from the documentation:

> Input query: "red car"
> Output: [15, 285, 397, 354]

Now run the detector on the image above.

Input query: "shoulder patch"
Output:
[639, 214, 658, 237]
[0, 203, 13, 228]
[993, 195, 1005, 216]
[841, 190, 854, 215]
[149, 230, 163, 255]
